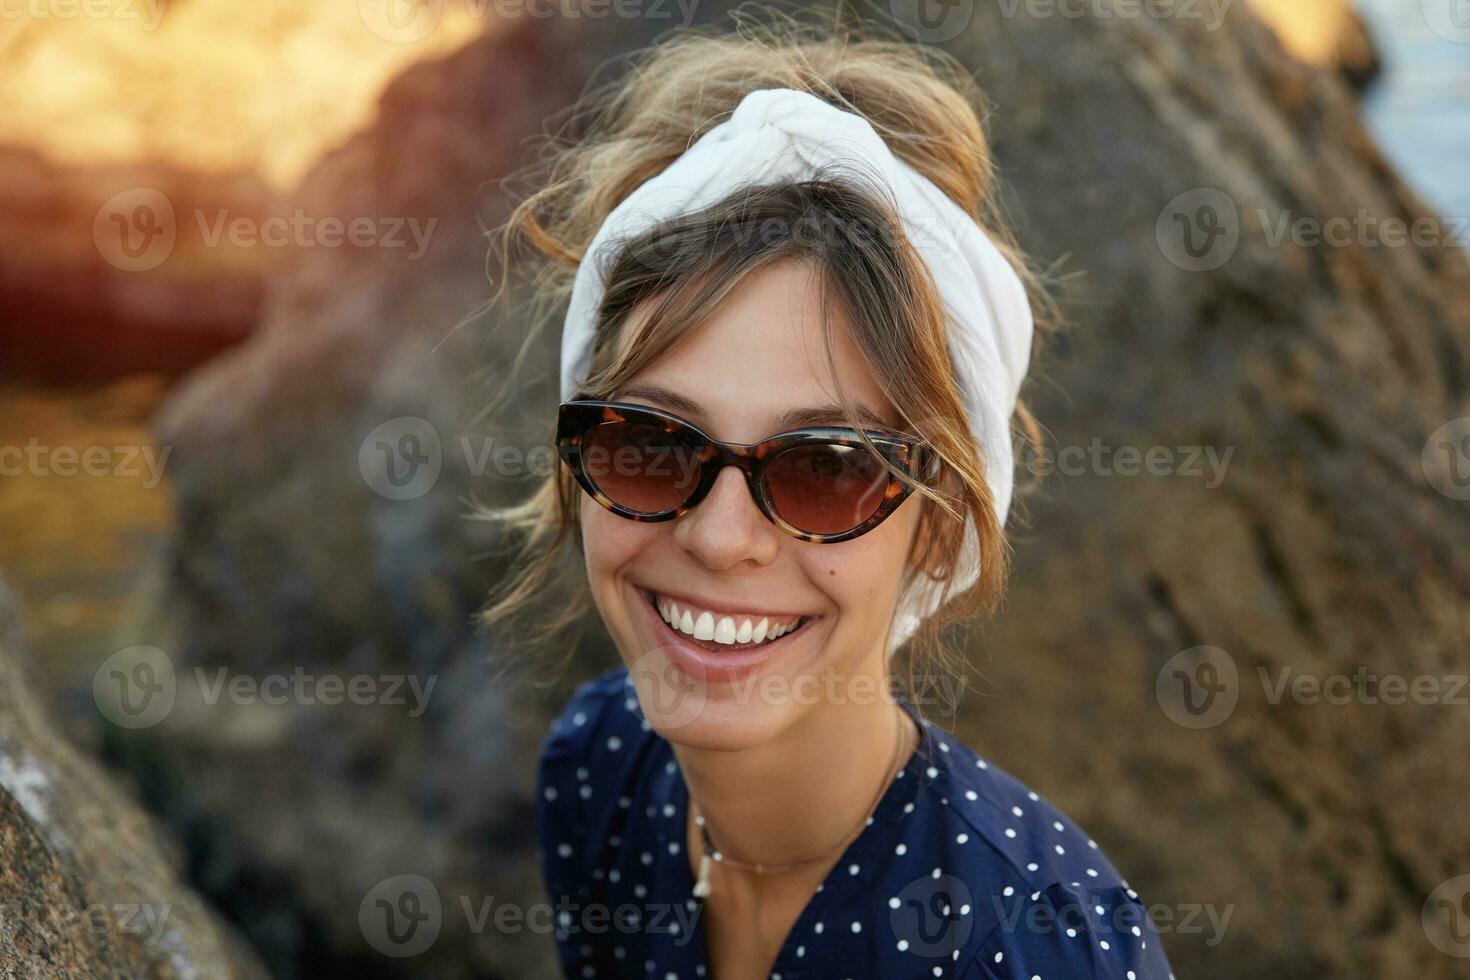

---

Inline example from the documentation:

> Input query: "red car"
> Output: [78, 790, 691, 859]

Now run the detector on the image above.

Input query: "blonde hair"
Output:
[479, 6, 1055, 707]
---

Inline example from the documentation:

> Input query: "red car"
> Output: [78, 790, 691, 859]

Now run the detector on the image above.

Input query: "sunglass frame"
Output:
[556, 399, 929, 543]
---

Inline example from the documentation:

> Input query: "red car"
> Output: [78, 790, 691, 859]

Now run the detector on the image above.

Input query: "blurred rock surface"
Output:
[0, 579, 268, 979]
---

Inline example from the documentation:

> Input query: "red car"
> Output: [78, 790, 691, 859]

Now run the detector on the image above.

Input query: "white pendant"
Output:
[693, 852, 712, 898]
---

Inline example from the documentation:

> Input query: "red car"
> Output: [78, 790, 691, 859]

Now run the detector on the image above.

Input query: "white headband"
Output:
[560, 87, 1033, 650]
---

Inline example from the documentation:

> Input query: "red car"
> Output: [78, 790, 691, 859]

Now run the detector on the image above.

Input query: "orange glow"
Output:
[1246, 0, 1369, 67]
[0, 0, 482, 189]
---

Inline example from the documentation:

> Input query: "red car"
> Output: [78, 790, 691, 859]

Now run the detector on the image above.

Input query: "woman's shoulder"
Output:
[535, 665, 647, 896]
[537, 666, 652, 814]
[540, 664, 644, 761]
[909, 722, 1177, 978]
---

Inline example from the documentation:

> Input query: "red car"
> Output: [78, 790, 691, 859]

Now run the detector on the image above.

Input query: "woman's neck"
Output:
[672, 689, 919, 873]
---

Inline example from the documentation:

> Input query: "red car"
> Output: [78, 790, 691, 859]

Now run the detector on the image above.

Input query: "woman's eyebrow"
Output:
[617, 382, 704, 418]
[772, 404, 890, 430]
[616, 381, 890, 430]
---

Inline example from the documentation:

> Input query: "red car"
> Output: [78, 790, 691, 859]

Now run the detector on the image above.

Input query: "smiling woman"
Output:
[480, 13, 1174, 980]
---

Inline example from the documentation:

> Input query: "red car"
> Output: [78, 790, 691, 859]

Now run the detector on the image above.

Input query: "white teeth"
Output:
[653, 594, 801, 646]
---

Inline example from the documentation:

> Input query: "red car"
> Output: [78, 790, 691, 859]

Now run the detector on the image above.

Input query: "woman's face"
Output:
[581, 259, 925, 749]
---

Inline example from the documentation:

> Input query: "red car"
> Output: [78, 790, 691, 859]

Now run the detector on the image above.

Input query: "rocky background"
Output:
[1, 1, 1467, 978]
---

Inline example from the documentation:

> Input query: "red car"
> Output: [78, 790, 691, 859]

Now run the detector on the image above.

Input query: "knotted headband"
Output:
[559, 87, 1034, 650]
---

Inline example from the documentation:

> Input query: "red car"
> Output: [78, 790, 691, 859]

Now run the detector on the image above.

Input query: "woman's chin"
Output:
[643, 701, 790, 751]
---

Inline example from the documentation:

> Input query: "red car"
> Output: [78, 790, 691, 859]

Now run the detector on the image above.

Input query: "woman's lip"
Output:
[636, 587, 814, 683]
[637, 585, 820, 622]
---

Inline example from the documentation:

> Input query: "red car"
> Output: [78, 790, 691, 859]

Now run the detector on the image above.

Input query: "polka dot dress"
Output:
[537, 667, 1177, 979]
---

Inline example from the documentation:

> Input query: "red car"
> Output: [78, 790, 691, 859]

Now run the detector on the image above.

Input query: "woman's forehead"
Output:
[614, 260, 900, 434]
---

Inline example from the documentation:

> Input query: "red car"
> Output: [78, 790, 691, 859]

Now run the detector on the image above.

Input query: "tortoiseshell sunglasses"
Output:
[556, 400, 933, 543]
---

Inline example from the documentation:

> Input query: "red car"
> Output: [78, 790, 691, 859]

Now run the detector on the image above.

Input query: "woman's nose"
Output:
[672, 466, 780, 570]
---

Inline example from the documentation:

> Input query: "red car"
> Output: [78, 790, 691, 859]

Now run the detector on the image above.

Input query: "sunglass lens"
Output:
[765, 443, 890, 535]
[582, 420, 702, 514]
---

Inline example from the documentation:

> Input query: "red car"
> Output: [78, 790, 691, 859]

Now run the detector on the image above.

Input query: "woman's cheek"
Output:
[820, 512, 916, 612]
[580, 504, 645, 630]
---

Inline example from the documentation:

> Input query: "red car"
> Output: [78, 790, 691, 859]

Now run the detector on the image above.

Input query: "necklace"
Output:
[689, 704, 912, 899]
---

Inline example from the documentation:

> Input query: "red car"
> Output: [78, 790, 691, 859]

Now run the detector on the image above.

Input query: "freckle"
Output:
[828, 568, 836, 576]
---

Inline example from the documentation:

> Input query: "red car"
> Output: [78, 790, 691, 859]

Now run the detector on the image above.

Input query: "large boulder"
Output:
[125, 18, 596, 980]
[127, 4, 1468, 980]
[942, 6, 1469, 979]
[0, 579, 267, 978]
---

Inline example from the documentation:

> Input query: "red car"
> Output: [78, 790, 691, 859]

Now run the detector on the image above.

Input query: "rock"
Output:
[129, 4, 1468, 980]
[940, 5, 1469, 979]
[0, 578, 268, 978]
[128, 19, 595, 980]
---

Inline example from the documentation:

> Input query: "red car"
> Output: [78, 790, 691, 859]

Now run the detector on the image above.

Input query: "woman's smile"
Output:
[634, 584, 824, 683]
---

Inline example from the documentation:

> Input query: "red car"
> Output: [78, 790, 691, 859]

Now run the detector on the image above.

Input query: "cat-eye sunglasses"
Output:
[556, 400, 934, 543]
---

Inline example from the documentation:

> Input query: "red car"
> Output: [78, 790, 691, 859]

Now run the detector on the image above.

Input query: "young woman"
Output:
[486, 18, 1176, 980]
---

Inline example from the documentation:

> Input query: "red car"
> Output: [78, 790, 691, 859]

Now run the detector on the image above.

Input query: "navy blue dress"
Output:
[537, 666, 1177, 979]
